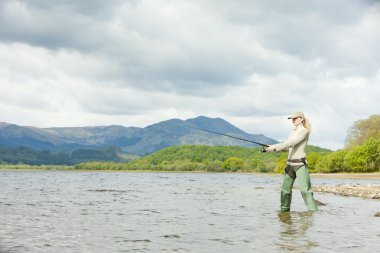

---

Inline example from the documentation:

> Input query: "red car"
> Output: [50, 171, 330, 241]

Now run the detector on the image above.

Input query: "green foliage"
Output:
[222, 157, 244, 172]
[313, 138, 380, 173]
[274, 153, 288, 173]
[306, 145, 331, 154]
[132, 145, 282, 172]
[70, 146, 122, 163]
[342, 138, 380, 172]
[314, 149, 348, 173]
[0, 145, 128, 165]
[74, 144, 330, 173]
[309, 115, 380, 173]
[317, 133, 379, 173]
[73, 145, 282, 172]
[343, 146, 368, 172]
[0, 164, 73, 170]
[305, 152, 319, 172]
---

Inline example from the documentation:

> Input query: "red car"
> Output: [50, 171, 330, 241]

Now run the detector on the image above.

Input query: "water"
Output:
[0, 171, 379, 253]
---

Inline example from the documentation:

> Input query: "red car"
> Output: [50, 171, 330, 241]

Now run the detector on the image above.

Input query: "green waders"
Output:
[280, 165, 318, 212]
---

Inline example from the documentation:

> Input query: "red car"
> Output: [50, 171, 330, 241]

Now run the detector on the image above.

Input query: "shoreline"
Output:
[310, 173, 380, 180]
[1, 166, 380, 179]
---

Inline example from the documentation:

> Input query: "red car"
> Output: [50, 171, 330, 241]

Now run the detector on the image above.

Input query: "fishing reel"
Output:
[261, 147, 267, 153]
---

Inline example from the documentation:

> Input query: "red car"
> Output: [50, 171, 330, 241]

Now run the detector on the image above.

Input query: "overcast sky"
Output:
[0, 0, 379, 150]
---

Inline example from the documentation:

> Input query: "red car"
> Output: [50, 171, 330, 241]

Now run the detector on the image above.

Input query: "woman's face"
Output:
[292, 117, 303, 127]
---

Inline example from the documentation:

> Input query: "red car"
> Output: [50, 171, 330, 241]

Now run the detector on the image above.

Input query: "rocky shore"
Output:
[311, 173, 380, 180]
[313, 184, 380, 200]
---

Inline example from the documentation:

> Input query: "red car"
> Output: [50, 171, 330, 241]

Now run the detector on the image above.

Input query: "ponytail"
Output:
[303, 118, 312, 132]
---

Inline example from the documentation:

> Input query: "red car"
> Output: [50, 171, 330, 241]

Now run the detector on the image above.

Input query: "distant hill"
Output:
[0, 116, 277, 156]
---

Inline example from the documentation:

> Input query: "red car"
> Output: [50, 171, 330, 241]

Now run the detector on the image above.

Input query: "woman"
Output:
[266, 111, 318, 212]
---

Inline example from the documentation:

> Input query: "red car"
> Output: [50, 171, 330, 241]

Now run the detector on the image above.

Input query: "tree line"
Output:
[306, 115, 380, 173]
[73, 145, 331, 172]
[0, 146, 124, 165]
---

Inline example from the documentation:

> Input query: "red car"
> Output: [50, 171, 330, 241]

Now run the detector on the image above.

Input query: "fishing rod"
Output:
[188, 126, 269, 152]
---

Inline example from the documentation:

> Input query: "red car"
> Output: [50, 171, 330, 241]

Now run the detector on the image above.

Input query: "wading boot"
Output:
[280, 172, 295, 212]
[296, 166, 318, 211]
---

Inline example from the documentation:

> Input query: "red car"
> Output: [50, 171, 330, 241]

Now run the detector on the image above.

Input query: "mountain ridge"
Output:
[0, 116, 277, 155]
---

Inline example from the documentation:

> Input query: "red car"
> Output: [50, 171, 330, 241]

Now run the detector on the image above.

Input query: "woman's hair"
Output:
[302, 117, 312, 131]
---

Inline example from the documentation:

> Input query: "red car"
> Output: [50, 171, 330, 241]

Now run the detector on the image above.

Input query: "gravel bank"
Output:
[313, 184, 380, 200]
[311, 173, 380, 180]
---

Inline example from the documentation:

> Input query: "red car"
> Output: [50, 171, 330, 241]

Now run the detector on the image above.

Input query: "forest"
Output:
[0, 146, 124, 165]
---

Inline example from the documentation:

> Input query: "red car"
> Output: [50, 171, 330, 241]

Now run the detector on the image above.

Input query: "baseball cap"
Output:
[287, 111, 305, 119]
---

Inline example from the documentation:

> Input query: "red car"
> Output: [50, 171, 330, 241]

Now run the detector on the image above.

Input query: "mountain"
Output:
[0, 116, 277, 156]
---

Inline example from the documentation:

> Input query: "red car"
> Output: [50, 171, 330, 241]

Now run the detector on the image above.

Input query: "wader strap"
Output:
[285, 164, 304, 179]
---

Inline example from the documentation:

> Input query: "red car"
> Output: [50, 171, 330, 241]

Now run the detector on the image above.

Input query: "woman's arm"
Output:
[267, 128, 309, 152]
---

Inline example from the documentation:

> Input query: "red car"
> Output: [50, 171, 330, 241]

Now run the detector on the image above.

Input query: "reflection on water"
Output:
[277, 211, 318, 252]
[0, 171, 379, 252]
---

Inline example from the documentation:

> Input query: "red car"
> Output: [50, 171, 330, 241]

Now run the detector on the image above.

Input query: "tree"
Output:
[345, 115, 380, 148]
[343, 146, 368, 172]
[274, 154, 288, 173]
[306, 152, 319, 172]
[361, 138, 380, 171]
[342, 138, 380, 172]
[315, 150, 348, 173]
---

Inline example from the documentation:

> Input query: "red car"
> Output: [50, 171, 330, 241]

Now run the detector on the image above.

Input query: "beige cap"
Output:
[287, 111, 305, 119]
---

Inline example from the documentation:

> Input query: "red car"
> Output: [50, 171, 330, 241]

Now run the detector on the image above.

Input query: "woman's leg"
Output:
[296, 166, 318, 211]
[281, 172, 295, 212]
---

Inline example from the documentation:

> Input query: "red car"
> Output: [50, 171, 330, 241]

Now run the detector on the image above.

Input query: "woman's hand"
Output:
[266, 145, 276, 152]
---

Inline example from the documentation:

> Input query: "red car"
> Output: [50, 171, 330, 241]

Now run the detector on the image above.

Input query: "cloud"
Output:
[0, 0, 379, 150]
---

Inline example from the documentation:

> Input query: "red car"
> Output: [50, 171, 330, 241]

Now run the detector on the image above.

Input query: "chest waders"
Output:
[281, 158, 319, 212]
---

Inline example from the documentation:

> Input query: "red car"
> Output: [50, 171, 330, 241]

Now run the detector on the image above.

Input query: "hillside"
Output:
[74, 144, 332, 172]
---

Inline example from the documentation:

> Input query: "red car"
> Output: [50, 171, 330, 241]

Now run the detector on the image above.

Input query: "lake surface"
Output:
[1, 170, 379, 253]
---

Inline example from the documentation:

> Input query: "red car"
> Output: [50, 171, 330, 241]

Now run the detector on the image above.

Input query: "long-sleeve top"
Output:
[272, 125, 309, 165]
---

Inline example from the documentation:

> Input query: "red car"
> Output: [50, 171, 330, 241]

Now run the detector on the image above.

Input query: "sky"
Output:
[0, 0, 379, 150]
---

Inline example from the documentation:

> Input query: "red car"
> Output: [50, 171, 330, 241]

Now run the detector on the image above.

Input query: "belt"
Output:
[287, 158, 306, 163]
